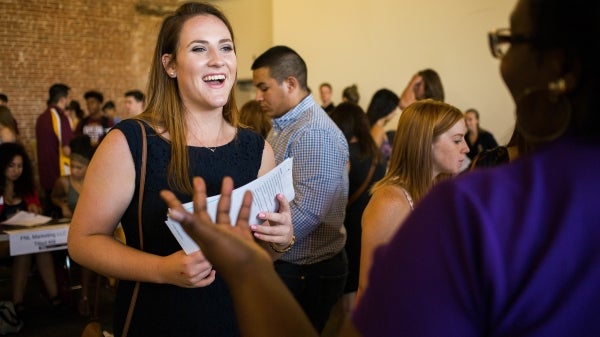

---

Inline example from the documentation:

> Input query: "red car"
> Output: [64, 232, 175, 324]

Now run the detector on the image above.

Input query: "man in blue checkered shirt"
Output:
[252, 45, 349, 334]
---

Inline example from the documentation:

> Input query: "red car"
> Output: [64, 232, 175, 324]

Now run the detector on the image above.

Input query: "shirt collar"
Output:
[272, 95, 314, 132]
[49, 105, 65, 115]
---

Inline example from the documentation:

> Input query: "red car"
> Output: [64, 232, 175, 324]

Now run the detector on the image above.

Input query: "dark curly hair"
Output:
[0, 142, 35, 198]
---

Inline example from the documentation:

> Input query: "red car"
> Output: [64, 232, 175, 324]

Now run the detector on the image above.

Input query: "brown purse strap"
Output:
[347, 158, 377, 207]
[121, 120, 147, 337]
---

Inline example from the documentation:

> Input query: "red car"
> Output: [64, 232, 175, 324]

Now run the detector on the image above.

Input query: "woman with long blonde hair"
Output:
[357, 99, 469, 302]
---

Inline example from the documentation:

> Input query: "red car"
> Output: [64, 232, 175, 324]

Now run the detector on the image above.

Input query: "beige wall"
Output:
[215, 0, 273, 103]
[218, 0, 273, 81]
[267, 0, 517, 143]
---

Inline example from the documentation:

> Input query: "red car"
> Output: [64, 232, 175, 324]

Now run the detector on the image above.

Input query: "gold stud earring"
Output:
[516, 77, 572, 143]
[548, 78, 567, 94]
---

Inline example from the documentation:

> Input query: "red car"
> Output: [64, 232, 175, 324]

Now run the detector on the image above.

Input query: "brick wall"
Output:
[0, 0, 169, 146]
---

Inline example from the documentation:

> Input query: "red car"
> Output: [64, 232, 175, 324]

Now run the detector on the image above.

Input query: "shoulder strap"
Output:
[347, 158, 377, 207]
[400, 187, 414, 211]
[121, 120, 147, 337]
[136, 120, 147, 251]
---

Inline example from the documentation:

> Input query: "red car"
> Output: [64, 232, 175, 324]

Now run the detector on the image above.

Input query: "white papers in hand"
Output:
[165, 157, 295, 254]
[1, 211, 52, 227]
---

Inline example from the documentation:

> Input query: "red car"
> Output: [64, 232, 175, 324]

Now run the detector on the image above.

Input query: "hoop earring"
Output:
[515, 78, 572, 143]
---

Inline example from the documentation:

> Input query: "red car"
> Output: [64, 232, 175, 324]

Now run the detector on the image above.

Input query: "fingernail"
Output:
[258, 212, 266, 219]
[168, 209, 185, 221]
[250, 225, 257, 231]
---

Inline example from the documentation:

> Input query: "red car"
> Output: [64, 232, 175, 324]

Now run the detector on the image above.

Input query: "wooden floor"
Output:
[0, 251, 115, 337]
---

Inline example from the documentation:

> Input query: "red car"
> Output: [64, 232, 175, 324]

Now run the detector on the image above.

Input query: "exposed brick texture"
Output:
[0, 0, 170, 146]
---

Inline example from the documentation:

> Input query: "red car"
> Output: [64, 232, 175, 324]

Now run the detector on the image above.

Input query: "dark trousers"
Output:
[274, 250, 348, 333]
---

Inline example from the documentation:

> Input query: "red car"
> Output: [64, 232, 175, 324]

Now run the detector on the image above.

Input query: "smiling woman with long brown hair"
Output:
[67, 3, 293, 336]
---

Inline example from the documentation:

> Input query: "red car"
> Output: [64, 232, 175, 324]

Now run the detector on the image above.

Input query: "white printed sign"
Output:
[5, 224, 69, 256]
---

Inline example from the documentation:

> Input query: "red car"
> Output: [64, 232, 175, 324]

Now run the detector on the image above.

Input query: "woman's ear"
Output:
[546, 49, 580, 93]
[162, 54, 176, 78]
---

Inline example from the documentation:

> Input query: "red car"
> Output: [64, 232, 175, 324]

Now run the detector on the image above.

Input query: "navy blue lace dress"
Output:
[112, 119, 264, 337]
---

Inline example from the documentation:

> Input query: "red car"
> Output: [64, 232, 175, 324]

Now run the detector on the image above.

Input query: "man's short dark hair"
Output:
[48, 83, 70, 105]
[102, 100, 116, 111]
[84, 90, 104, 103]
[124, 90, 145, 104]
[0, 93, 7, 104]
[251, 45, 308, 90]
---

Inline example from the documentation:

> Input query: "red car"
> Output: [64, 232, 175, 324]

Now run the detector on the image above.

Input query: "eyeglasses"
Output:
[488, 28, 535, 59]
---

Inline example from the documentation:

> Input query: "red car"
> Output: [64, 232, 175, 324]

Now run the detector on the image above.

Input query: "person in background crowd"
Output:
[64, 100, 85, 131]
[470, 125, 535, 169]
[464, 108, 498, 160]
[35, 83, 74, 218]
[341, 84, 360, 105]
[386, 68, 446, 150]
[77, 90, 114, 147]
[68, 3, 293, 336]
[319, 82, 335, 114]
[358, 99, 468, 303]
[399, 68, 444, 110]
[102, 100, 121, 124]
[124, 89, 145, 117]
[0, 106, 18, 144]
[51, 135, 96, 316]
[239, 100, 272, 138]
[51, 136, 94, 220]
[252, 45, 349, 334]
[324, 102, 386, 336]
[0, 93, 19, 135]
[0, 142, 62, 317]
[365, 89, 400, 166]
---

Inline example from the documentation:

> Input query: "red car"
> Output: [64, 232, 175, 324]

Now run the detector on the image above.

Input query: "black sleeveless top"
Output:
[113, 119, 264, 337]
[0, 200, 26, 221]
